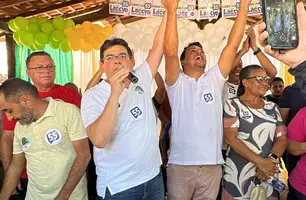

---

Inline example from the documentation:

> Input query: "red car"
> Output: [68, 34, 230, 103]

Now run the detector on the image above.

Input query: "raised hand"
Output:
[246, 27, 257, 51]
[109, 69, 129, 98]
[161, 0, 178, 11]
[239, 0, 252, 8]
[258, 2, 306, 68]
[241, 36, 250, 54]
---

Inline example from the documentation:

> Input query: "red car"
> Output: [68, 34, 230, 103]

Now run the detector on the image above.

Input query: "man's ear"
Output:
[19, 95, 31, 106]
[99, 60, 106, 72]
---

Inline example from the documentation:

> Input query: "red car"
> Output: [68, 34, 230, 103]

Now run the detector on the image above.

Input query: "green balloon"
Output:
[29, 17, 38, 23]
[65, 19, 75, 27]
[59, 38, 71, 52]
[40, 22, 55, 35]
[13, 17, 28, 31]
[52, 16, 65, 31]
[49, 38, 59, 49]
[13, 30, 23, 43]
[28, 44, 35, 51]
[34, 32, 49, 45]
[38, 17, 49, 25]
[33, 42, 45, 50]
[26, 22, 41, 34]
[51, 30, 65, 42]
[19, 32, 34, 47]
[8, 20, 18, 32]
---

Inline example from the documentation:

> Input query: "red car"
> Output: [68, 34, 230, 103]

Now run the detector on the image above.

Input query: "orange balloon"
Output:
[95, 33, 108, 45]
[75, 27, 86, 38]
[68, 36, 81, 51]
[82, 21, 93, 33]
[75, 24, 82, 29]
[92, 24, 104, 34]
[84, 33, 95, 45]
[80, 38, 92, 53]
[102, 25, 114, 35]
[93, 42, 102, 50]
[64, 26, 75, 37]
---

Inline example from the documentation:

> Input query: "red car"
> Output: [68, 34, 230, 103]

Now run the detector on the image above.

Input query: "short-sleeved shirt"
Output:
[278, 83, 306, 125]
[166, 65, 226, 165]
[3, 84, 81, 178]
[265, 94, 280, 105]
[81, 62, 161, 198]
[13, 98, 88, 200]
[287, 107, 306, 195]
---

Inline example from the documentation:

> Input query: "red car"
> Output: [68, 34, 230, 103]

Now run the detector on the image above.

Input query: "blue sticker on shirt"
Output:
[130, 106, 143, 119]
[203, 93, 214, 103]
[45, 129, 62, 145]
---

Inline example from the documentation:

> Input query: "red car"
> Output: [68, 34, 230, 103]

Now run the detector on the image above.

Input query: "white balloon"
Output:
[178, 27, 189, 42]
[202, 41, 210, 53]
[211, 47, 221, 56]
[142, 33, 154, 46]
[121, 31, 133, 42]
[204, 23, 215, 37]
[177, 19, 186, 28]
[194, 31, 205, 43]
[187, 21, 199, 32]
[183, 34, 195, 47]
[114, 23, 127, 36]
[144, 26, 154, 34]
[215, 25, 227, 38]
[129, 23, 142, 33]
[215, 18, 232, 29]
[209, 36, 221, 47]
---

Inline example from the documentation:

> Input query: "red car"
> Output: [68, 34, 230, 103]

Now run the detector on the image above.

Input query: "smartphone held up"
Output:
[262, 0, 299, 50]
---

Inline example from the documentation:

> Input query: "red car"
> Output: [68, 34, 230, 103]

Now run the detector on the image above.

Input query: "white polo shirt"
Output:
[166, 64, 226, 165]
[222, 81, 239, 102]
[81, 61, 161, 198]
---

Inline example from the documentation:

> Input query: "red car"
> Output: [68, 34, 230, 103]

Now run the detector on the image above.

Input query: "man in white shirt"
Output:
[162, 0, 251, 199]
[81, 14, 167, 200]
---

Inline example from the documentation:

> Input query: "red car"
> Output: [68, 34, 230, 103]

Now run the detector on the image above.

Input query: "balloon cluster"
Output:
[9, 16, 75, 52]
[64, 21, 114, 53]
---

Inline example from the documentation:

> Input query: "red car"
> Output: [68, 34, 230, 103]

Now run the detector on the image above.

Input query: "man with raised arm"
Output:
[81, 14, 167, 200]
[162, 0, 251, 199]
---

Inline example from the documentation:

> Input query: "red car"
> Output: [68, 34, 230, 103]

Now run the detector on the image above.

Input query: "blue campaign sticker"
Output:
[45, 129, 62, 145]
[203, 92, 214, 103]
[130, 106, 143, 119]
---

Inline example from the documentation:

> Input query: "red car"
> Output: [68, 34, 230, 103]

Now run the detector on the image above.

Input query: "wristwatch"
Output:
[253, 47, 261, 55]
[268, 153, 279, 160]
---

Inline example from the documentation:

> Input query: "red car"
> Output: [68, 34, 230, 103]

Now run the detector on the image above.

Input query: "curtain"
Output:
[15, 44, 74, 85]
[279, 63, 295, 86]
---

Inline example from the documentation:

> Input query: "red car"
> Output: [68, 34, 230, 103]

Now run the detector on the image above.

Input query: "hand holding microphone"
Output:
[119, 66, 138, 84]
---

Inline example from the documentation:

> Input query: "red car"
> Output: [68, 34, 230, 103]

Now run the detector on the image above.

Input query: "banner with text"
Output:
[130, 0, 152, 17]
[109, 0, 130, 16]
[221, 0, 262, 18]
[177, 0, 196, 19]
[151, 0, 165, 17]
[197, 0, 220, 20]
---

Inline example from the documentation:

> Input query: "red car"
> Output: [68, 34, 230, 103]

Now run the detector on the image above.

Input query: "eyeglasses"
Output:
[102, 53, 131, 62]
[246, 76, 271, 83]
[28, 64, 56, 72]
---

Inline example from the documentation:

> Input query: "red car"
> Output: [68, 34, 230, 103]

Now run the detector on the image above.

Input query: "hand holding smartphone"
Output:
[262, 0, 299, 50]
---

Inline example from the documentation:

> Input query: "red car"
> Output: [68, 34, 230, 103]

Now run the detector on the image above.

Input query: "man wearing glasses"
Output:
[81, 14, 167, 200]
[1, 51, 81, 199]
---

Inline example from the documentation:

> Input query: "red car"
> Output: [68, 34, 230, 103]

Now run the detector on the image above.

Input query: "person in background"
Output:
[64, 82, 81, 95]
[0, 78, 90, 200]
[81, 12, 167, 199]
[223, 65, 287, 199]
[286, 107, 306, 200]
[163, 0, 252, 198]
[0, 51, 81, 200]
[265, 77, 284, 105]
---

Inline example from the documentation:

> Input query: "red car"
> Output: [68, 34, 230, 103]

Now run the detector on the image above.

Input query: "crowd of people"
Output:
[0, 0, 306, 199]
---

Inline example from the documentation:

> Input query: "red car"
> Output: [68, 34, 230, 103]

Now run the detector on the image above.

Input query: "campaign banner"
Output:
[177, 0, 196, 19]
[130, 0, 152, 17]
[151, 0, 165, 17]
[222, 0, 262, 18]
[197, 0, 220, 20]
[109, 0, 130, 16]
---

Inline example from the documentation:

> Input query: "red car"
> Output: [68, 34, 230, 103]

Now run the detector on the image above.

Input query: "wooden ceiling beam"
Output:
[4, 0, 86, 21]
[0, 0, 35, 9]
[0, 20, 10, 34]
[73, 4, 113, 24]
[64, 4, 105, 19]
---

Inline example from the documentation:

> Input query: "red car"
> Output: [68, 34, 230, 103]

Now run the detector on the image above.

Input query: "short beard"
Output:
[19, 105, 35, 125]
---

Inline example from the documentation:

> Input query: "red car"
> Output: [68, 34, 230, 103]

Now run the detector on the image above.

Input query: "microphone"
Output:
[119, 66, 138, 84]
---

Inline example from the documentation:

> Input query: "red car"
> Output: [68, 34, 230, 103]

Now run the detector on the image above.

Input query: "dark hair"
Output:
[26, 51, 53, 67]
[271, 77, 284, 84]
[99, 37, 133, 61]
[237, 64, 263, 96]
[0, 78, 39, 103]
[180, 42, 203, 71]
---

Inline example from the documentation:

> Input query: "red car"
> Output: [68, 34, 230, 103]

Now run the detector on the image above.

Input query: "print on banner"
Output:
[197, 0, 220, 20]
[45, 129, 62, 145]
[151, 0, 165, 17]
[221, 0, 262, 18]
[177, 0, 196, 19]
[130, 0, 152, 17]
[130, 106, 143, 119]
[109, 0, 130, 16]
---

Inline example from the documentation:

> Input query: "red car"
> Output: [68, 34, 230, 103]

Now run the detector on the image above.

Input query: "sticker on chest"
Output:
[203, 92, 214, 104]
[45, 129, 62, 145]
[229, 86, 236, 95]
[130, 106, 143, 119]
